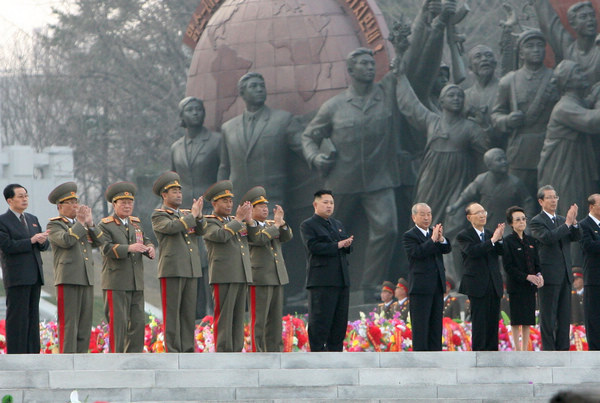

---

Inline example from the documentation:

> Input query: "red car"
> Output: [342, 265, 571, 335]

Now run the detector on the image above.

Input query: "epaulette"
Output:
[204, 215, 216, 219]
[101, 216, 115, 224]
[181, 209, 191, 213]
[265, 220, 275, 225]
[49, 216, 69, 223]
[154, 208, 169, 213]
[130, 216, 141, 223]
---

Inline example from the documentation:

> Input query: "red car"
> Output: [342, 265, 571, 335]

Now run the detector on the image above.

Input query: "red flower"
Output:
[368, 325, 382, 346]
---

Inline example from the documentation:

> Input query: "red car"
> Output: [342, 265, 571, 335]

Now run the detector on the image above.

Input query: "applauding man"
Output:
[458, 203, 504, 351]
[403, 203, 451, 351]
[152, 171, 206, 352]
[48, 182, 101, 353]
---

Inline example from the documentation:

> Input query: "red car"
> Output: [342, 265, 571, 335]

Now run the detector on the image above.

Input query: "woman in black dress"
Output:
[503, 206, 544, 350]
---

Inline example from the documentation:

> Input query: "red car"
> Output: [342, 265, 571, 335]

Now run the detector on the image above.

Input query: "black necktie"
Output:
[480, 232, 485, 242]
[19, 214, 27, 230]
[551, 216, 557, 226]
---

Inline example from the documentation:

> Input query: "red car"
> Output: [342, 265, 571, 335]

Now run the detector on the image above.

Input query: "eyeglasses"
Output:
[469, 210, 487, 216]
[544, 195, 560, 200]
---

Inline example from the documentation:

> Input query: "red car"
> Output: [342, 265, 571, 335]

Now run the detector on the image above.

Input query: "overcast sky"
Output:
[0, 0, 70, 48]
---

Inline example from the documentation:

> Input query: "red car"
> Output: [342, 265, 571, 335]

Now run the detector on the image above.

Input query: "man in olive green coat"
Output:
[242, 186, 292, 352]
[97, 182, 155, 353]
[203, 180, 254, 352]
[151, 171, 206, 353]
[48, 182, 102, 353]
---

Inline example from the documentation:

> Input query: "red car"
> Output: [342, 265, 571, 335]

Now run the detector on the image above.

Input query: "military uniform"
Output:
[376, 281, 397, 320]
[47, 182, 102, 353]
[203, 180, 253, 352]
[394, 278, 410, 322]
[97, 182, 154, 353]
[242, 187, 292, 352]
[151, 171, 206, 353]
[443, 295, 461, 320]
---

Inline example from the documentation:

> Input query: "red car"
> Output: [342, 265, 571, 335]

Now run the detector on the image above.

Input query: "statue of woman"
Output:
[396, 73, 488, 237]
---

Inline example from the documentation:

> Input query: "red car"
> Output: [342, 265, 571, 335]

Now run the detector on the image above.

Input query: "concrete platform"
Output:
[1, 352, 600, 402]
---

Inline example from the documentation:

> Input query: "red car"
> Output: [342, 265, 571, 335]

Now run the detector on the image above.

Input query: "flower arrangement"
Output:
[0, 313, 590, 353]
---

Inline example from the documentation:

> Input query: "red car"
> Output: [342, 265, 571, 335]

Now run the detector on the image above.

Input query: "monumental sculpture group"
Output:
[171, 0, 600, 303]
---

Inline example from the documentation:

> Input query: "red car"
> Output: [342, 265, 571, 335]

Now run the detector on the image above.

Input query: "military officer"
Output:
[376, 281, 397, 320]
[203, 180, 254, 352]
[571, 267, 584, 325]
[97, 182, 155, 353]
[394, 278, 410, 322]
[242, 186, 292, 352]
[47, 182, 101, 353]
[151, 171, 206, 353]
[443, 276, 461, 320]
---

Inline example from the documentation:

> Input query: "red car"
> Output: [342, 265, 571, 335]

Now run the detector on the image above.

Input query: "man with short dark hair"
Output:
[530, 185, 580, 350]
[457, 202, 504, 351]
[403, 202, 451, 351]
[0, 183, 49, 353]
[578, 193, 600, 349]
[300, 190, 353, 351]
[151, 171, 205, 352]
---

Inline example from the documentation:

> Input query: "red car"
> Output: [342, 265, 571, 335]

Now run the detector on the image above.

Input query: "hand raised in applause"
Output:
[273, 205, 285, 228]
[491, 223, 505, 243]
[338, 235, 354, 249]
[191, 196, 204, 219]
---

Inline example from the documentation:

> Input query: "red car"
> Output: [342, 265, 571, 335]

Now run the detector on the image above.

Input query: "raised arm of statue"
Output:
[396, 73, 437, 134]
[532, 0, 572, 62]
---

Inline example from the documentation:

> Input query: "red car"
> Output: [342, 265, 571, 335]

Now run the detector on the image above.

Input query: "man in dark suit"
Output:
[578, 194, 600, 350]
[300, 190, 353, 352]
[218, 72, 292, 206]
[530, 185, 580, 351]
[403, 202, 451, 351]
[0, 184, 49, 353]
[457, 202, 504, 351]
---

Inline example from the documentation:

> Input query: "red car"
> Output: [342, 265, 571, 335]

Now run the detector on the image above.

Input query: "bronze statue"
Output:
[218, 72, 293, 206]
[447, 148, 536, 231]
[491, 29, 559, 200]
[532, 0, 600, 85]
[538, 60, 600, 215]
[464, 45, 503, 149]
[302, 48, 399, 292]
[395, 70, 488, 239]
[170, 96, 220, 318]
[171, 97, 221, 211]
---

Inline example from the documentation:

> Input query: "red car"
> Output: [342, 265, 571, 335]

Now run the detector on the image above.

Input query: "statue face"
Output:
[252, 202, 269, 222]
[181, 100, 205, 128]
[485, 151, 508, 174]
[439, 87, 464, 113]
[469, 47, 496, 78]
[572, 6, 597, 37]
[240, 77, 266, 108]
[519, 38, 545, 65]
[567, 65, 590, 90]
[162, 187, 182, 209]
[432, 69, 450, 95]
[348, 53, 376, 84]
